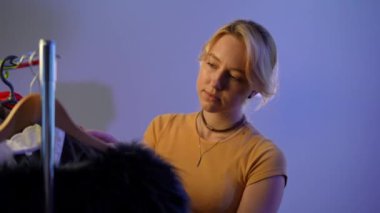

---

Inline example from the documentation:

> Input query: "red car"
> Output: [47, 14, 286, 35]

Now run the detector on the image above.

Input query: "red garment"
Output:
[0, 91, 23, 109]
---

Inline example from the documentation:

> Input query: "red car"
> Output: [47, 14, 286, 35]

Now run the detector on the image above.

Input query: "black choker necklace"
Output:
[200, 111, 246, 133]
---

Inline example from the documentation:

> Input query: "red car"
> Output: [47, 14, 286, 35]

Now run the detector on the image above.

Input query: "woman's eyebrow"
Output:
[207, 52, 221, 62]
[208, 52, 245, 73]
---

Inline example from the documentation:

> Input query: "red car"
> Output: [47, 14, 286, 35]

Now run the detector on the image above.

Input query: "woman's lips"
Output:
[204, 91, 220, 102]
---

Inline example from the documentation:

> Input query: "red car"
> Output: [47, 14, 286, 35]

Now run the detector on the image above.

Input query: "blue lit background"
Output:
[1, 1, 379, 212]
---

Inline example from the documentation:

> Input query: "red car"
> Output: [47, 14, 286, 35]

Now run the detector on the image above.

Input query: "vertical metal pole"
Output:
[39, 39, 56, 213]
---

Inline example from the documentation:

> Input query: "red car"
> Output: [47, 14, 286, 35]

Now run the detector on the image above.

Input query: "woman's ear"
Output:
[248, 91, 257, 99]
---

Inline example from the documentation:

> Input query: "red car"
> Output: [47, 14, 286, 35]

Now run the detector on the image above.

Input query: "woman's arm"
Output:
[84, 129, 119, 144]
[237, 176, 285, 213]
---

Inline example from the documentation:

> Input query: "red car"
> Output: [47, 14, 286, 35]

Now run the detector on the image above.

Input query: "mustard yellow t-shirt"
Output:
[143, 113, 287, 213]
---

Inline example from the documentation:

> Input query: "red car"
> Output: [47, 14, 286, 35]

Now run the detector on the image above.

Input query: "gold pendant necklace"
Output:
[196, 135, 223, 167]
[195, 111, 246, 167]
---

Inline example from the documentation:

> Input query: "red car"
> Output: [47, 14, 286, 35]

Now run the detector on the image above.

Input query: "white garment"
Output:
[0, 143, 15, 165]
[0, 124, 65, 165]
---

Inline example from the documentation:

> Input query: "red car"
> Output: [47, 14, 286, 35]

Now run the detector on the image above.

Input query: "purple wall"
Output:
[1, 0, 379, 212]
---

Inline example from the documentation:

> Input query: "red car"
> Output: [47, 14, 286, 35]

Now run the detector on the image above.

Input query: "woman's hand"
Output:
[83, 128, 119, 144]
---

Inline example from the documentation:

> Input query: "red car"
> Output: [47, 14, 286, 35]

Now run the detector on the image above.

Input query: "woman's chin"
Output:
[200, 104, 222, 113]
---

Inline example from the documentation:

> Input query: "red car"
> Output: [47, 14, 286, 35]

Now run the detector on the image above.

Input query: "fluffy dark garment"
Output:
[0, 142, 189, 213]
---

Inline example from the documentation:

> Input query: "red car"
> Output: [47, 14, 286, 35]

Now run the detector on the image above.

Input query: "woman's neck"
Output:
[202, 110, 243, 129]
[197, 110, 246, 141]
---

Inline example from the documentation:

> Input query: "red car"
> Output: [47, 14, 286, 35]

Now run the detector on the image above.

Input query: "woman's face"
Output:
[197, 34, 252, 115]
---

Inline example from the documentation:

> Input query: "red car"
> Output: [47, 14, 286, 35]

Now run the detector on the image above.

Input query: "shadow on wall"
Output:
[56, 82, 115, 130]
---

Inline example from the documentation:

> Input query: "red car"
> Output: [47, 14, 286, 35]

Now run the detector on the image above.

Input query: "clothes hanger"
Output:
[0, 93, 114, 152]
[0, 55, 19, 107]
[27, 51, 40, 94]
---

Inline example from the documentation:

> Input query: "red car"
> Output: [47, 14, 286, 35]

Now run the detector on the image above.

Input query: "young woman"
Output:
[143, 20, 287, 212]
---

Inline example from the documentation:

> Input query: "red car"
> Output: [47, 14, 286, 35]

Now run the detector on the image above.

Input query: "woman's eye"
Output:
[228, 73, 242, 81]
[206, 62, 218, 69]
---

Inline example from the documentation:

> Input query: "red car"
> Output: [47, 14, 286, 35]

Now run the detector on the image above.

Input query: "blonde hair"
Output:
[200, 19, 278, 106]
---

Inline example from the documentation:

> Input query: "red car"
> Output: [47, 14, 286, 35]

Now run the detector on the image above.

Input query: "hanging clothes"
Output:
[0, 91, 23, 110]
[0, 142, 189, 213]
[0, 124, 65, 166]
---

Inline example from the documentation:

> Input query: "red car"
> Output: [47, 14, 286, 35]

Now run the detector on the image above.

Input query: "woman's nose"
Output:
[210, 70, 226, 90]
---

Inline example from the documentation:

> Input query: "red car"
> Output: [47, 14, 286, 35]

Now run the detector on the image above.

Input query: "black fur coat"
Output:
[0, 143, 189, 213]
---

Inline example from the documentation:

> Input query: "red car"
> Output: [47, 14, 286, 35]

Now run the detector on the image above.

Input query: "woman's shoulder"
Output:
[145, 112, 198, 142]
[239, 127, 287, 185]
[240, 124, 285, 160]
[254, 137, 285, 159]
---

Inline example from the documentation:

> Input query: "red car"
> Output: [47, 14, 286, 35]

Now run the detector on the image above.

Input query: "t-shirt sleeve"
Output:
[143, 116, 159, 150]
[143, 114, 174, 150]
[246, 141, 287, 186]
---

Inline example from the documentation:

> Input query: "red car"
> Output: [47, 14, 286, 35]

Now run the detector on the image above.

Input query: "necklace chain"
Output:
[195, 111, 246, 167]
[196, 136, 223, 167]
[200, 110, 246, 133]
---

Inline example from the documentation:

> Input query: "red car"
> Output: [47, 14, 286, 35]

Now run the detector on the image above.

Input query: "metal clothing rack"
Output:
[2, 39, 57, 213]
[39, 39, 57, 213]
